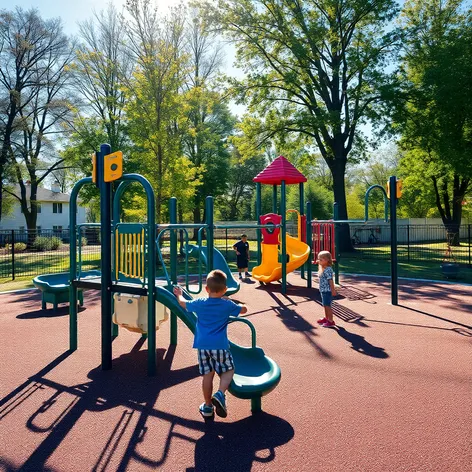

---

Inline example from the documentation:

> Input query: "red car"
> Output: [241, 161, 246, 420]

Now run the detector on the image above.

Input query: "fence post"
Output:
[11, 230, 15, 280]
[407, 224, 410, 262]
[468, 224, 471, 268]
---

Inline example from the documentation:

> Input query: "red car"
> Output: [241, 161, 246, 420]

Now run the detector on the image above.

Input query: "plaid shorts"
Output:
[197, 349, 234, 375]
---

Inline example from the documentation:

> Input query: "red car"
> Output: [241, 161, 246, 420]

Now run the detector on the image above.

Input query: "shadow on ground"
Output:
[0, 342, 293, 472]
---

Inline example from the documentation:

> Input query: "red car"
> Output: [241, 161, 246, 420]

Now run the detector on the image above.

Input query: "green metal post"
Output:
[299, 183, 305, 279]
[169, 197, 178, 345]
[306, 201, 312, 289]
[256, 183, 262, 265]
[272, 185, 278, 214]
[251, 397, 262, 413]
[206, 196, 214, 272]
[281, 181, 287, 294]
[99, 143, 113, 370]
[333, 202, 340, 285]
[389, 176, 398, 305]
[69, 177, 92, 351]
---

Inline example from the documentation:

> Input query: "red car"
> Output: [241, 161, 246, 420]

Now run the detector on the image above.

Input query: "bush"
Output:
[5, 242, 27, 252]
[81, 237, 88, 246]
[33, 236, 62, 251]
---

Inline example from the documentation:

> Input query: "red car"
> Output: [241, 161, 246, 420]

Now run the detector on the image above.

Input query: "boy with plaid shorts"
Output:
[173, 270, 247, 418]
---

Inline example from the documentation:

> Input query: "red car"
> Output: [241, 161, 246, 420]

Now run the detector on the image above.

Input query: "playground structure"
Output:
[32, 143, 400, 411]
[68, 144, 285, 412]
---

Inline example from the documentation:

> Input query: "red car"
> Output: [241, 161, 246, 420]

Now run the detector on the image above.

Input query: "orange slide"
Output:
[252, 234, 310, 283]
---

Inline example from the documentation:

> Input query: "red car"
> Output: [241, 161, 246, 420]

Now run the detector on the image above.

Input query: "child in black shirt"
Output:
[233, 234, 250, 279]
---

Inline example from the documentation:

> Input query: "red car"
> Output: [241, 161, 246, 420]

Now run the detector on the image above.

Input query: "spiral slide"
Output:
[252, 235, 310, 284]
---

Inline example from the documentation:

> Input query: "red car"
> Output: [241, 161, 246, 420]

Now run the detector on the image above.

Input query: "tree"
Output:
[181, 10, 235, 233]
[0, 8, 70, 222]
[217, 148, 266, 220]
[212, 0, 401, 249]
[72, 4, 133, 153]
[394, 0, 472, 243]
[0, 8, 75, 236]
[125, 0, 190, 221]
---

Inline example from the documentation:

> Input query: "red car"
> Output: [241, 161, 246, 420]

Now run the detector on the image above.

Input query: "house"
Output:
[0, 182, 87, 234]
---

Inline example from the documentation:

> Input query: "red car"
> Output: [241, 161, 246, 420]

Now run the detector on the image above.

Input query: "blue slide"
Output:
[155, 285, 281, 410]
[185, 244, 240, 296]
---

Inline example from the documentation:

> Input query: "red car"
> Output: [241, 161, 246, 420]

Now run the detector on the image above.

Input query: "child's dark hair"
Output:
[241, 234, 247, 239]
[206, 269, 227, 293]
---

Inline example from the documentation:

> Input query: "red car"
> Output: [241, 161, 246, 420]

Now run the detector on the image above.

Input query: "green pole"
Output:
[272, 185, 277, 214]
[206, 196, 214, 272]
[256, 183, 262, 265]
[281, 180, 287, 294]
[169, 197, 178, 345]
[98, 143, 113, 370]
[299, 183, 305, 280]
[69, 177, 92, 351]
[306, 201, 312, 289]
[333, 202, 340, 285]
[389, 176, 398, 305]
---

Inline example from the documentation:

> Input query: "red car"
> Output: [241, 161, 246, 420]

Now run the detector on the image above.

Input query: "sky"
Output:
[9, 0, 247, 116]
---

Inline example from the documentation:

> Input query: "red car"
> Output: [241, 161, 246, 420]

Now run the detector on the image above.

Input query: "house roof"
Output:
[253, 155, 307, 185]
[9, 184, 71, 203]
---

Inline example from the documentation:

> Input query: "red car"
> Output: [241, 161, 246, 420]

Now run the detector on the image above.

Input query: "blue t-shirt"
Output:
[185, 297, 242, 350]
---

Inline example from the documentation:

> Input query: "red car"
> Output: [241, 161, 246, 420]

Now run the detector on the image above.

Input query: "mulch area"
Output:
[0, 274, 471, 471]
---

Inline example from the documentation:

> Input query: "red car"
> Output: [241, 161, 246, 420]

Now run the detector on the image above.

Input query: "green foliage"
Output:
[392, 0, 472, 227]
[209, 0, 401, 228]
[33, 237, 62, 251]
[5, 242, 27, 252]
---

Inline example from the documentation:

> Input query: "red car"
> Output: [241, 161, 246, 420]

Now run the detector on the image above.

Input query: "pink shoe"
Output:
[322, 320, 336, 328]
[317, 317, 327, 325]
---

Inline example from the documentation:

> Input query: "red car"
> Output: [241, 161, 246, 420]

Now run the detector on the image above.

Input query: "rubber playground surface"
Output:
[1, 274, 471, 472]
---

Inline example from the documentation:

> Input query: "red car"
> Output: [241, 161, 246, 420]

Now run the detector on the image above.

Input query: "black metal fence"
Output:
[344, 224, 472, 266]
[1, 224, 471, 281]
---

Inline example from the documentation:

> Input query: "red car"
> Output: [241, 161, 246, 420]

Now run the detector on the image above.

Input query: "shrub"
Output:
[5, 242, 27, 252]
[33, 236, 62, 251]
[81, 237, 88, 246]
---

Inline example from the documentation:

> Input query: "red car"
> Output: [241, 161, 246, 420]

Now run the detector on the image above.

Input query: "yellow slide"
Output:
[252, 235, 310, 283]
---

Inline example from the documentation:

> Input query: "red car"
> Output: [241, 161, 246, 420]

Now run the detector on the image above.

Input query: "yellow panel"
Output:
[104, 151, 123, 182]
[133, 234, 137, 277]
[91, 153, 97, 183]
[137, 234, 141, 277]
[115, 229, 119, 279]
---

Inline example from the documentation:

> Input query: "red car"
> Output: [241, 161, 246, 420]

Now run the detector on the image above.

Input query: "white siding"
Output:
[0, 201, 86, 230]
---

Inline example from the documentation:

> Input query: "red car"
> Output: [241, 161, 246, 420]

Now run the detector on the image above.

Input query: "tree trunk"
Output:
[193, 204, 201, 241]
[331, 160, 354, 252]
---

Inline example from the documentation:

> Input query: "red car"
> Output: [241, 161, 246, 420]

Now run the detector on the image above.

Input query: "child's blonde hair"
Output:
[317, 251, 333, 274]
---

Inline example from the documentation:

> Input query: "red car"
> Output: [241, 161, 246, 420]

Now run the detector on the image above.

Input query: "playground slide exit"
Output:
[252, 235, 310, 283]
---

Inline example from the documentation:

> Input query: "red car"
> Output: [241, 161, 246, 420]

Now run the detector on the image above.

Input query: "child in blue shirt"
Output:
[173, 269, 247, 418]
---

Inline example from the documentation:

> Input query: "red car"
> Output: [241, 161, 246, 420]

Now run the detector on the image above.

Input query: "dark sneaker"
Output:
[322, 320, 336, 328]
[199, 403, 214, 418]
[239, 275, 243, 280]
[245, 272, 251, 278]
[211, 390, 228, 418]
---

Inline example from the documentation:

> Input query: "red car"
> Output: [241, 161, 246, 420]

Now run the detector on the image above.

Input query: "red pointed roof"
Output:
[253, 156, 307, 185]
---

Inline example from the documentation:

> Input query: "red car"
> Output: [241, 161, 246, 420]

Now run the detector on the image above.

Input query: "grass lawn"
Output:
[339, 257, 472, 284]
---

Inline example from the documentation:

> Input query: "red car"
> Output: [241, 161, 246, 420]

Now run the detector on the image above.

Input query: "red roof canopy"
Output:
[253, 156, 307, 185]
